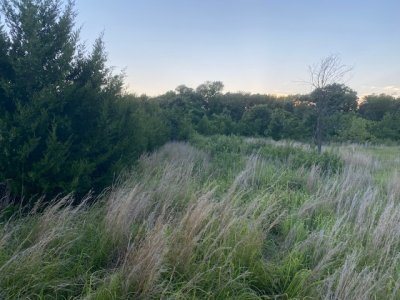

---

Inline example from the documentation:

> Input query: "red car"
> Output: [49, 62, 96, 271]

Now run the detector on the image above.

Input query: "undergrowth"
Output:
[1, 136, 399, 299]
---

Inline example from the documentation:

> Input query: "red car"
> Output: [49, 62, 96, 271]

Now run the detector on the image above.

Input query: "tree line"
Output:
[156, 81, 400, 144]
[1, 0, 399, 203]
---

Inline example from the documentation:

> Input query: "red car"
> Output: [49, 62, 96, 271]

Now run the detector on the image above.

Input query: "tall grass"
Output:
[1, 137, 399, 299]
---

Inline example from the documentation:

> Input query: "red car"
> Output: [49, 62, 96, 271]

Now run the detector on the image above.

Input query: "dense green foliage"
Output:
[191, 134, 343, 173]
[157, 82, 400, 147]
[1, 0, 399, 203]
[0, 0, 178, 202]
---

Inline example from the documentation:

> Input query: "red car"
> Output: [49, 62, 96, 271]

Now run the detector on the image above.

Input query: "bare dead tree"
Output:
[308, 55, 353, 153]
[309, 55, 353, 89]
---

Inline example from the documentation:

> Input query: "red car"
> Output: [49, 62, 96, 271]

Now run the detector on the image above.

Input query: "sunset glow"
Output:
[76, 0, 400, 96]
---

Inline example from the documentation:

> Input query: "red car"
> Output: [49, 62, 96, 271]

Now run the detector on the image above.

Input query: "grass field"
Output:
[1, 135, 400, 299]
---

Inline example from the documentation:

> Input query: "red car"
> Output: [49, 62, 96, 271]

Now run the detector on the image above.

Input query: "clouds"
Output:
[384, 86, 400, 96]
[359, 85, 400, 98]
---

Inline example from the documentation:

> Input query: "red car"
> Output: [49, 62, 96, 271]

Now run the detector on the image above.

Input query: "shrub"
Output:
[259, 144, 343, 172]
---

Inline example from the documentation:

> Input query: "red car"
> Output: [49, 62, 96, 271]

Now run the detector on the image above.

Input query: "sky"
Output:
[75, 0, 400, 97]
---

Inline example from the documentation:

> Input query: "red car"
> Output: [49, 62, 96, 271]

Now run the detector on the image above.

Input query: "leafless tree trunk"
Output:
[308, 55, 352, 153]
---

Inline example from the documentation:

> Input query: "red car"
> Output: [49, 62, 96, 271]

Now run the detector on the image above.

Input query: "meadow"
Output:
[1, 135, 399, 299]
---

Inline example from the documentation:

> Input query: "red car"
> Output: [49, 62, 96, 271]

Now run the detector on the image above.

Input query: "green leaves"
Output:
[0, 0, 172, 202]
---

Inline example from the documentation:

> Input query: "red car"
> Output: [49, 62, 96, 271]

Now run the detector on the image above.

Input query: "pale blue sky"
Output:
[75, 0, 400, 96]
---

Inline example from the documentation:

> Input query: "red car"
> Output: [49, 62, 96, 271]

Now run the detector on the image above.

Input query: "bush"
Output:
[192, 135, 343, 173]
[259, 144, 343, 172]
[190, 134, 245, 156]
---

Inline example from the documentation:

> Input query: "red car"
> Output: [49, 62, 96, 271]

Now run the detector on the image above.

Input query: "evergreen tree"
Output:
[0, 0, 139, 202]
